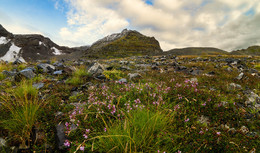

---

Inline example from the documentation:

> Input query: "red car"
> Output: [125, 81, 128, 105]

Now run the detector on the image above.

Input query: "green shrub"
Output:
[103, 69, 124, 80]
[97, 109, 171, 152]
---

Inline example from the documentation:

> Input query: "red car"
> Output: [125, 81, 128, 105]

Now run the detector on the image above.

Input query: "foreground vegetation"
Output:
[0, 55, 259, 152]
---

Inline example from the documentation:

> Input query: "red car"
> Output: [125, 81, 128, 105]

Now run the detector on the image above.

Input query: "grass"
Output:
[0, 56, 259, 152]
[66, 66, 90, 85]
[0, 81, 44, 148]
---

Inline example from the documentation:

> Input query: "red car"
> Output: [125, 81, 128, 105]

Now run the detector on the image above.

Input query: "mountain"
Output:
[161, 47, 227, 56]
[230, 46, 260, 56]
[0, 24, 75, 62]
[86, 29, 163, 58]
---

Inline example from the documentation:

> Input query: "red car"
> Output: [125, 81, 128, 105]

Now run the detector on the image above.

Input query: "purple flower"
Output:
[216, 132, 221, 135]
[64, 140, 70, 147]
[83, 134, 88, 139]
[185, 118, 190, 122]
[104, 128, 107, 132]
[202, 102, 206, 106]
[65, 122, 69, 127]
[80, 146, 85, 151]
[86, 129, 90, 133]
[199, 131, 204, 134]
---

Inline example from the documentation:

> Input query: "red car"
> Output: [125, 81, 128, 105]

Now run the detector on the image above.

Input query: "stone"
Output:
[0, 137, 6, 148]
[118, 78, 127, 83]
[15, 68, 36, 81]
[33, 83, 44, 89]
[37, 63, 55, 73]
[197, 115, 210, 125]
[190, 78, 198, 83]
[228, 83, 242, 90]
[12, 59, 23, 65]
[236, 72, 244, 80]
[190, 69, 202, 76]
[244, 90, 260, 105]
[53, 70, 63, 75]
[2, 70, 16, 77]
[63, 66, 76, 75]
[56, 123, 66, 149]
[240, 126, 249, 134]
[128, 73, 141, 80]
[87, 62, 105, 76]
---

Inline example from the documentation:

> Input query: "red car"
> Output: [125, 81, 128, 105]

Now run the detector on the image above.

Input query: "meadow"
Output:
[0, 55, 259, 153]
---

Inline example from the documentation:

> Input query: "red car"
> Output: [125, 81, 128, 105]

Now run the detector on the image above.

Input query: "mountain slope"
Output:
[230, 46, 260, 56]
[161, 47, 228, 55]
[86, 29, 163, 58]
[0, 24, 75, 62]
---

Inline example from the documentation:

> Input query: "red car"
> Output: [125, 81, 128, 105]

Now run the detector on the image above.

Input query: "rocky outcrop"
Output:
[86, 29, 163, 58]
[0, 24, 76, 63]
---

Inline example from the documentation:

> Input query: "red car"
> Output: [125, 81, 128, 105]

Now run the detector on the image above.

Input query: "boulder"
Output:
[37, 63, 55, 73]
[87, 62, 105, 76]
[128, 73, 141, 80]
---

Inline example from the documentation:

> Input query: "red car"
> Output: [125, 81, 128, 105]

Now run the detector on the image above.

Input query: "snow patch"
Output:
[0, 43, 26, 63]
[92, 29, 131, 46]
[39, 41, 46, 46]
[0, 37, 10, 45]
[51, 47, 63, 55]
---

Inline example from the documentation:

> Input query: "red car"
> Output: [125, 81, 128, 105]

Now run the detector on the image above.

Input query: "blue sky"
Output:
[1, 0, 260, 51]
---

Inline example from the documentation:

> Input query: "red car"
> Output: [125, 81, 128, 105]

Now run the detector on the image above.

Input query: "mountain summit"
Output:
[86, 29, 163, 58]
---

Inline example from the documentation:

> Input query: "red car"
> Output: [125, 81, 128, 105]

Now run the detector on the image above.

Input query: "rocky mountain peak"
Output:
[87, 29, 163, 58]
[0, 24, 13, 38]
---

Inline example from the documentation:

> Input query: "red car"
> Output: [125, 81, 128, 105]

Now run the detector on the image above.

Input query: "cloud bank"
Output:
[58, 0, 260, 51]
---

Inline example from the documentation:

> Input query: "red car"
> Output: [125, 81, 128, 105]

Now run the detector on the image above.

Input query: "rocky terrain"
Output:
[0, 53, 259, 152]
[0, 24, 75, 62]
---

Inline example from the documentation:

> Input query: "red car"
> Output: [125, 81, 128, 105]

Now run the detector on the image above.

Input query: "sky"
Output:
[1, 0, 260, 51]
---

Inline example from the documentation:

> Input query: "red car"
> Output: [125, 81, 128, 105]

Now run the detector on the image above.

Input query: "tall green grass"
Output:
[97, 109, 172, 152]
[0, 81, 44, 148]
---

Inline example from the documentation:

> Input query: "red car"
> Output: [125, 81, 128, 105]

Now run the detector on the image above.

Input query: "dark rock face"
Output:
[87, 29, 163, 58]
[0, 24, 13, 38]
[0, 24, 76, 62]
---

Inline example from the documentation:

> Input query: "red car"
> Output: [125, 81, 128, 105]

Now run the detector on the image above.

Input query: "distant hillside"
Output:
[230, 46, 260, 56]
[0, 24, 76, 62]
[86, 29, 163, 58]
[161, 47, 227, 55]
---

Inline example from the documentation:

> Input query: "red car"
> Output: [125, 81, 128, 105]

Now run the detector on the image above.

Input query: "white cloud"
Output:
[58, 0, 260, 51]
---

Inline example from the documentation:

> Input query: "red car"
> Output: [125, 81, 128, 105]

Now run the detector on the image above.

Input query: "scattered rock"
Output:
[37, 63, 55, 73]
[2, 70, 16, 77]
[128, 73, 141, 80]
[240, 126, 249, 134]
[87, 62, 105, 76]
[33, 83, 45, 89]
[235, 72, 244, 80]
[53, 70, 63, 75]
[228, 83, 242, 90]
[56, 123, 66, 149]
[0, 137, 6, 148]
[118, 78, 127, 83]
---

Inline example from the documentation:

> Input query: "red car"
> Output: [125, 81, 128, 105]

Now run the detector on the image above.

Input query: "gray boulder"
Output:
[128, 73, 141, 80]
[37, 63, 55, 73]
[228, 83, 242, 90]
[87, 62, 105, 76]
